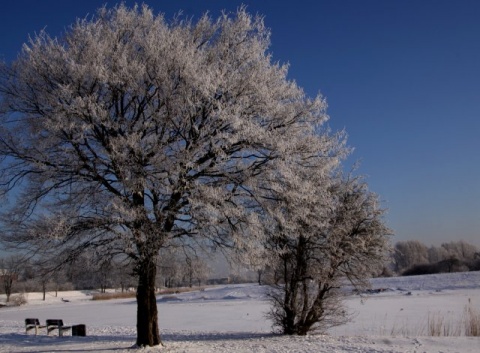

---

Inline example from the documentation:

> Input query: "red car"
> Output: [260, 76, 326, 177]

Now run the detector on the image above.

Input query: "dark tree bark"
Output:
[42, 281, 47, 301]
[135, 257, 160, 347]
[3, 274, 14, 302]
[257, 269, 263, 285]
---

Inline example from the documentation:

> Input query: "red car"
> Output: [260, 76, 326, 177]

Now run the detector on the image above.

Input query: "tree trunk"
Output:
[4, 276, 13, 302]
[257, 269, 263, 285]
[136, 257, 161, 347]
[283, 307, 296, 335]
[282, 259, 297, 335]
[42, 281, 46, 301]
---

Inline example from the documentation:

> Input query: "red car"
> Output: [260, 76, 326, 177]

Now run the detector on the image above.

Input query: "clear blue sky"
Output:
[1, 0, 479, 247]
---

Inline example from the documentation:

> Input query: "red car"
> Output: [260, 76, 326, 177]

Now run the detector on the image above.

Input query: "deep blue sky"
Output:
[1, 0, 479, 247]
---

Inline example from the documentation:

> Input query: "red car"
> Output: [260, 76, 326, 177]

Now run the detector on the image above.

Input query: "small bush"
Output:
[10, 293, 28, 306]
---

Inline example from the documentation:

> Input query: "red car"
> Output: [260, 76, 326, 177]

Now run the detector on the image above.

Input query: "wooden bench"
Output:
[25, 318, 45, 335]
[46, 319, 72, 337]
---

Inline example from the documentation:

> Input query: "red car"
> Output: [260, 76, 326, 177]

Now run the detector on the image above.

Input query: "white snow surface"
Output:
[1, 271, 479, 352]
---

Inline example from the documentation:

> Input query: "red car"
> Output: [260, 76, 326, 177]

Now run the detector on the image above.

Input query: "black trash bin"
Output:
[72, 324, 86, 337]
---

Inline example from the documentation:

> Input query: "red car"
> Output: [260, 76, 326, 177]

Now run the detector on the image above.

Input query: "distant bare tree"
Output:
[157, 249, 181, 288]
[96, 259, 114, 293]
[111, 260, 135, 293]
[244, 255, 269, 285]
[181, 253, 211, 287]
[0, 256, 22, 302]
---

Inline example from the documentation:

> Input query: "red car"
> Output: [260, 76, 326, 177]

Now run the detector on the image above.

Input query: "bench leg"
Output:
[25, 327, 38, 335]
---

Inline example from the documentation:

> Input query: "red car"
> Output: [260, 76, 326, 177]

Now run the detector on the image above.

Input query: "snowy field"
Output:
[1, 271, 479, 352]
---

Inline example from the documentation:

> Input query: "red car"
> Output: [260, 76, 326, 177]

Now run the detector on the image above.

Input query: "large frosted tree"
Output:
[0, 4, 344, 346]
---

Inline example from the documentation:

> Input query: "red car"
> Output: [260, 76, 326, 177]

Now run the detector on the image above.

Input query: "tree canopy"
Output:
[0, 4, 353, 346]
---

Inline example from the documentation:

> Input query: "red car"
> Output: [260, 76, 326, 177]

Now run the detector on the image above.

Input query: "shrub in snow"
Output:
[10, 293, 28, 306]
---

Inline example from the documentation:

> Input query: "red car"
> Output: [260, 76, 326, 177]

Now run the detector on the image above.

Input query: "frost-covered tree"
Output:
[428, 245, 449, 264]
[393, 240, 429, 273]
[156, 246, 210, 288]
[0, 4, 339, 346]
[157, 248, 182, 288]
[441, 241, 478, 262]
[110, 260, 136, 292]
[264, 170, 391, 335]
[181, 252, 211, 288]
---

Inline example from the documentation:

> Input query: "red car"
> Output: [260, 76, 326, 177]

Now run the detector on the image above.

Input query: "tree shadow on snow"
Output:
[0, 332, 137, 352]
[0, 331, 281, 352]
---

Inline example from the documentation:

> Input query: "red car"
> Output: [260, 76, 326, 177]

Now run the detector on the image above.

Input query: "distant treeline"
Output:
[391, 240, 480, 276]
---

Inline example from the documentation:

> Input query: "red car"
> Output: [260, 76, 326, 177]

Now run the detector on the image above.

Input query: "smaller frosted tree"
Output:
[265, 170, 391, 335]
[441, 241, 478, 262]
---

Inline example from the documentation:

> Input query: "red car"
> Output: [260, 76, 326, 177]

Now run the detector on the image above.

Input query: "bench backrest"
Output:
[25, 318, 40, 326]
[46, 319, 64, 327]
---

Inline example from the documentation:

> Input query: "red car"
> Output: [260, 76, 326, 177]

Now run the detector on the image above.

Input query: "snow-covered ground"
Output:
[1, 271, 479, 352]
